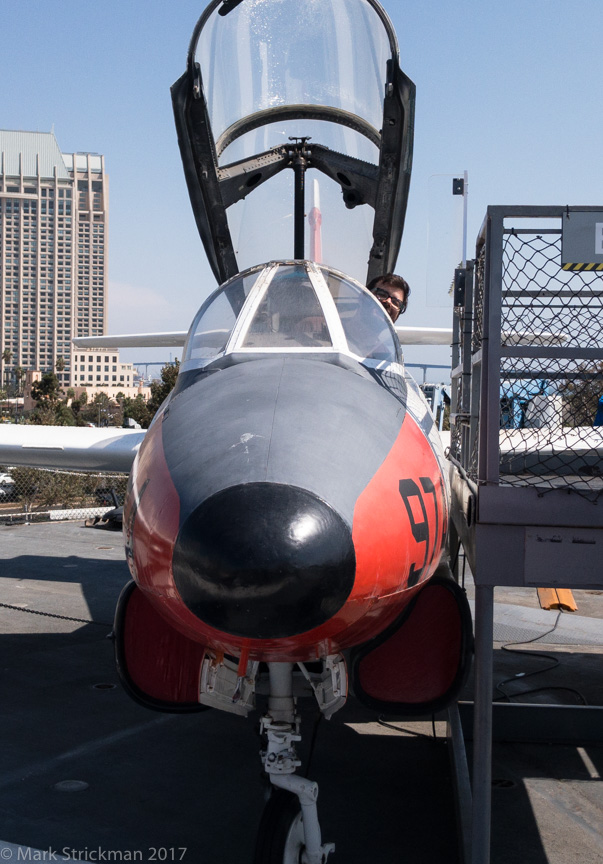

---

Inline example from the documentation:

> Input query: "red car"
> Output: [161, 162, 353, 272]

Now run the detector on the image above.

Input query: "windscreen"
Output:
[183, 268, 260, 362]
[242, 264, 332, 348]
[182, 261, 401, 368]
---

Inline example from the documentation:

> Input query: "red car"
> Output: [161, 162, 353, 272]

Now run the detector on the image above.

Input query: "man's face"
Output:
[372, 283, 405, 322]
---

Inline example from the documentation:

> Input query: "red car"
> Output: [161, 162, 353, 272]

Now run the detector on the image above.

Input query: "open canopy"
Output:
[172, 0, 415, 286]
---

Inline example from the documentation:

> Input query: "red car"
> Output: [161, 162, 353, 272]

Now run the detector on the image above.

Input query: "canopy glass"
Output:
[172, 0, 414, 285]
[182, 261, 400, 367]
[196, 0, 392, 159]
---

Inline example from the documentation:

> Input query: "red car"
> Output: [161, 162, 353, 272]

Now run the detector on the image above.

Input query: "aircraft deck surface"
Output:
[1, 521, 602, 863]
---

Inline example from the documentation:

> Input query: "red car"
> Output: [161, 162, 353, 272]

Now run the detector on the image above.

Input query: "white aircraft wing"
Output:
[73, 332, 188, 349]
[80, 327, 454, 349]
[0, 425, 144, 473]
[396, 326, 452, 345]
[501, 330, 568, 346]
[394, 326, 568, 346]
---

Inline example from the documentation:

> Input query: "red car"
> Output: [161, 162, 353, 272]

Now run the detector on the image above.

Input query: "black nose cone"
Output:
[172, 483, 355, 639]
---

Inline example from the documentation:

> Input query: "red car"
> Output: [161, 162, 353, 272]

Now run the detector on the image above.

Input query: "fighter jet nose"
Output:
[172, 483, 355, 639]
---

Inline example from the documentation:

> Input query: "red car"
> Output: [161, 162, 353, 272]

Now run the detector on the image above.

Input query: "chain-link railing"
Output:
[453, 207, 603, 501]
[0, 466, 128, 524]
[450, 260, 477, 477]
[472, 243, 486, 355]
[498, 228, 603, 497]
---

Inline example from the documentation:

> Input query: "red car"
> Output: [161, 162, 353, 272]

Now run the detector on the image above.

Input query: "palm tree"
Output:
[13, 367, 24, 396]
[1, 349, 13, 397]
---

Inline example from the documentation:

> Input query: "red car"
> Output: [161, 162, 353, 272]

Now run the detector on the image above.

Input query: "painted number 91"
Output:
[399, 477, 446, 586]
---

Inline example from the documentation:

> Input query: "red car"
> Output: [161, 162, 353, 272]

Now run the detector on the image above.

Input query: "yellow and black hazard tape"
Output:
[562, 262, 603, 271]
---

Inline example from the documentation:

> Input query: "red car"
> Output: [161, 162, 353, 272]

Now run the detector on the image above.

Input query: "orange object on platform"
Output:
[537, 587, 578, 612]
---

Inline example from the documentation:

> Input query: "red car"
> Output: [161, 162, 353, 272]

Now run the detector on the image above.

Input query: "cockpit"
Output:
[181, 261, 401, 371]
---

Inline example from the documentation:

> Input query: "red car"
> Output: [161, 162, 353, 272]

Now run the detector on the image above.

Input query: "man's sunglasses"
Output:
[372, 286, 404, 312]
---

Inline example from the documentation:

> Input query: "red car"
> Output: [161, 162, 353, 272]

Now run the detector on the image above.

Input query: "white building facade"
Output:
[71, 347, 144, 398]
[0, 130, 108, 391]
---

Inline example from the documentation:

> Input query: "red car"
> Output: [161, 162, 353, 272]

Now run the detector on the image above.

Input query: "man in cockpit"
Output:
[367, 274, 410, 323]
[338, 273, 410, 361]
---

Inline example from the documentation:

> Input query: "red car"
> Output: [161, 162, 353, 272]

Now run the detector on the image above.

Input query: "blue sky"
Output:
[2, 0, 602, 369]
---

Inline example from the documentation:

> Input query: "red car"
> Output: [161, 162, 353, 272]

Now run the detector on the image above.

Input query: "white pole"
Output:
[462, 170, 469, 268]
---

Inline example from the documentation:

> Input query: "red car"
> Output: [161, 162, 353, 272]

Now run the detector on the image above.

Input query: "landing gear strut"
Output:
[254, 662, 338, 864]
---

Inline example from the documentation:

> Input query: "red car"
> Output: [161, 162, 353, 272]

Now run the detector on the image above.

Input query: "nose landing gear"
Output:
[254, 661, 344, 864]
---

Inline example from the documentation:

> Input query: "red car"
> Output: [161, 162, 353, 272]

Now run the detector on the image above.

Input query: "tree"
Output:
[30, 402, 76, 426]
[53, 403, 76, 426]
[1, 350, 13, 397]
[11, 467, 91, 513]
[93, 391, 111, 408]
[31, 373, 63, 407]
[71, 392, 91, 424]
[55, 355, 66, 373]
[80, 391, 106, 426]
[29, 372, 76, 426]
[123, 394, 152, 428]
[76, 392, 122, 427]
[13, 367, 25, 395]
[147, 360, 180, 417]
[11, 467, 41, 513]
[29, 403, 58, 426]
[92, 391, 111, 427]
[36, 470, 84, 510]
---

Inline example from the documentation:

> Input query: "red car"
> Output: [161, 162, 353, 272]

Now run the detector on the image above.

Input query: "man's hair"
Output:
[367, 273, 410, 315]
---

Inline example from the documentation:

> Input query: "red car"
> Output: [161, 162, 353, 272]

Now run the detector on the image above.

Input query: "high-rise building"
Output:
[0, 130, 108, 392]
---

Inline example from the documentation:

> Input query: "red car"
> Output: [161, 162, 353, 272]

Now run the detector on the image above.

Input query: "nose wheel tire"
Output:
[253, 789, 305, 864]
